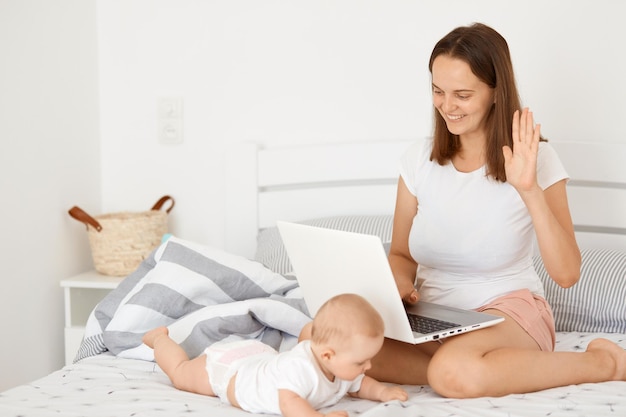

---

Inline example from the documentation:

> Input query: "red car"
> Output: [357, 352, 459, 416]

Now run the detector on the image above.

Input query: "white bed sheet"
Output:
[1, 332, 624, 417]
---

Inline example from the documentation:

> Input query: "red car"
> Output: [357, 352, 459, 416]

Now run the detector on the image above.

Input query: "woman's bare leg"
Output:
[367, 337, 439, 384]
[426, 311, 626, 398]
[143, 327, 214, 396]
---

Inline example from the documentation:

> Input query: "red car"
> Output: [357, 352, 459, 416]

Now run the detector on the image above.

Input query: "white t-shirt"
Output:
[235, 340, 364, 414]
[399, 138, 568, 309]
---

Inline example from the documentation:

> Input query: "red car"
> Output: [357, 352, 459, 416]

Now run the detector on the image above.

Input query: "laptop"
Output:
[277, 221, 504, 344]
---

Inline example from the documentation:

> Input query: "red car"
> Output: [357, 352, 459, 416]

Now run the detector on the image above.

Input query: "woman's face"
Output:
[431, 55, 495, 141]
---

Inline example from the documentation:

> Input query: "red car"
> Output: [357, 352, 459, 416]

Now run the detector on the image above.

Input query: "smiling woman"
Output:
[368, 22, 626, 399]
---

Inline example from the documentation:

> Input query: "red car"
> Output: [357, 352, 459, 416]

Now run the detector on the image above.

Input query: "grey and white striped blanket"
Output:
[76, 236, 311, 362]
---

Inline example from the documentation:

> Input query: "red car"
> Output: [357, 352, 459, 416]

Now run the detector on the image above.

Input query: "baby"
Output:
[143, 293, 407, 417]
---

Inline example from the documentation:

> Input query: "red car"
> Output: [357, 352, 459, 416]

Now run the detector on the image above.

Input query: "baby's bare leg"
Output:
[143, 327, 214, 396]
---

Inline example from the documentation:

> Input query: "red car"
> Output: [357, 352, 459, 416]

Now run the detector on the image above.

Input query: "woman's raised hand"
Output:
[503, 108, 541, 193]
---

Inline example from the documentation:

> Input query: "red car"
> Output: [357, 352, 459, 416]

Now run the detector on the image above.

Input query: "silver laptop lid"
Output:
[277, 221, 418, 343]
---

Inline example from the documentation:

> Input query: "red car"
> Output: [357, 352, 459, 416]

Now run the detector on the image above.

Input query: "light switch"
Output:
[157, 97, 183, 144]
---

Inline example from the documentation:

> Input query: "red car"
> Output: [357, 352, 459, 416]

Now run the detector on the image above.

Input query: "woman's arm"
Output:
[503, 108, 581, 287]
[520, 179, 580, 287]
[388, 177, 420, 302]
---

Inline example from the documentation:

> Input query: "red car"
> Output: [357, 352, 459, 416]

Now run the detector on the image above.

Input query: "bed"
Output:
[1, 138, 625, 417]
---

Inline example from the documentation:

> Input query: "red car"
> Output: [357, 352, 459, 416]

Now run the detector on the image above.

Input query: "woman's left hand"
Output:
[503, 107, 541, 193]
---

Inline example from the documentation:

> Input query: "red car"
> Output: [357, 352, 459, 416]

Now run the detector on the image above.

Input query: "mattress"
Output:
[1, 332, 624, 417]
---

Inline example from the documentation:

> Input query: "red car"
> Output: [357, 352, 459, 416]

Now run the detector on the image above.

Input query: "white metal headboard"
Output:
[225, 139, 415, 257]
[225, 139, 626, 259]
[550, 141, 626, 251]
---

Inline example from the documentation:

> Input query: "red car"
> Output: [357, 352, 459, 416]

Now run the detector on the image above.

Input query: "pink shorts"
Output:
[476, 289, 556, 352]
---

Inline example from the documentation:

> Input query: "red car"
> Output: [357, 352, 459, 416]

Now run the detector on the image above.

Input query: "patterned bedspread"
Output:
[1, 333, 624, 417]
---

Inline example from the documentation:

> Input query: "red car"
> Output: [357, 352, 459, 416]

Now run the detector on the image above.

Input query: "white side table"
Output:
[60, 270, 124, 365]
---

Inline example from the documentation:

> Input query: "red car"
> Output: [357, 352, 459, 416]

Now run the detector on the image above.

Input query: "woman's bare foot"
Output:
[143, 326, 169, 348]
[587, 338, 626, 381]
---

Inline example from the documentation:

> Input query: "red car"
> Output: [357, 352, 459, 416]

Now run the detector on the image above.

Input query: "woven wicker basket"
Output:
[68, 196, 175, 276]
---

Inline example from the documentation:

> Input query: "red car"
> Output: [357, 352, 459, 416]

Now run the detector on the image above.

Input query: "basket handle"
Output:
[68, 206, 103, 232]
[151, 195, 175, 213]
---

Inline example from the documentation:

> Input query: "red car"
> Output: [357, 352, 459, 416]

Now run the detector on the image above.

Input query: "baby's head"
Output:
[310, 293, 385, 380]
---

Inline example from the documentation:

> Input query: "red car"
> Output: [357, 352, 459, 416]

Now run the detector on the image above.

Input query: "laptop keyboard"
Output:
[407, 313, 459, 334]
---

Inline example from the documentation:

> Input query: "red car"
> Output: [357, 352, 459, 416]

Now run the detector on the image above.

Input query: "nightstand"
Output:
[60, 270, 124, 365]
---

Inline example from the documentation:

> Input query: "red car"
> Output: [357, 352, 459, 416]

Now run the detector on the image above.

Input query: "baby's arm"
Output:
[349, 375, 408, 402]
[278, 389, 348, 417]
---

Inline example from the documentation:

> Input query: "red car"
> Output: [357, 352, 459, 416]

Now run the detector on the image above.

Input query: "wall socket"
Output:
[157, 96, 183, 144]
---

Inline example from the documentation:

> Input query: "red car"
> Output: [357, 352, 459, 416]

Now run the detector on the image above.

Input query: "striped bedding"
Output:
[534, 248, 626, 333]
[76, 236, 312, 362]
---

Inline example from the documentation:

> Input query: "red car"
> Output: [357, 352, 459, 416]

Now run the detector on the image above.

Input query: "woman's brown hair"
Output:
[428, 23, 524, 182]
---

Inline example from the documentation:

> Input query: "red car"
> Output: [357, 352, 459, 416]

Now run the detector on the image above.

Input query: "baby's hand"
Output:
[380, 385, 409, 402]
[324, 411, 349, 417]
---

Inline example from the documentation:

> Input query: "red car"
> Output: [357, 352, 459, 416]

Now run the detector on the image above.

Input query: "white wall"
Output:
[2, 0, 625, 391]
[0, 0, 99, 390]
[98, 0, 626, 254]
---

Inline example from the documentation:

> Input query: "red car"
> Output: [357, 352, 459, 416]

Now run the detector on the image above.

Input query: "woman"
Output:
[365, 23, 626, 398]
